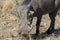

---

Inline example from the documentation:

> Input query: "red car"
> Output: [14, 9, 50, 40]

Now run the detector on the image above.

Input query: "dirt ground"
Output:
[0, 0, 60, 40]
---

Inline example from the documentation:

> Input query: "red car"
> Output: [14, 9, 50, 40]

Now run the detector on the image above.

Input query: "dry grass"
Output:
[0, 0, 60, 40]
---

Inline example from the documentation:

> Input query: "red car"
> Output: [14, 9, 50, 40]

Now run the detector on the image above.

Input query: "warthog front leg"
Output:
[46, 7, 59, 34]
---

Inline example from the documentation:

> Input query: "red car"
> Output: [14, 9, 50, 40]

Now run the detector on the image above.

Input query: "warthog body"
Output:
[17, 0, 60, 35]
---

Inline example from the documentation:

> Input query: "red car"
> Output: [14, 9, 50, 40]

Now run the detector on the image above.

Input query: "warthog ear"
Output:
[21, 0, 32, 8]
[21, 0, 31, 5]
[15, 0, 31, 7]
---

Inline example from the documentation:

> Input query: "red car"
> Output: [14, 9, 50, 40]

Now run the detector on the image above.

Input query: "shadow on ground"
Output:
[19, 27, 60, 40]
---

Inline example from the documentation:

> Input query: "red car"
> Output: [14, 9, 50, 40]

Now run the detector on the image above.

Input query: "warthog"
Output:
[16, 0, 60, 35]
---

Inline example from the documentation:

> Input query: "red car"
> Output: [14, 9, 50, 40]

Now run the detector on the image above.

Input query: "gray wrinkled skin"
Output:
[29, 0, 60, 35]
[31, 0, 60, 13]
